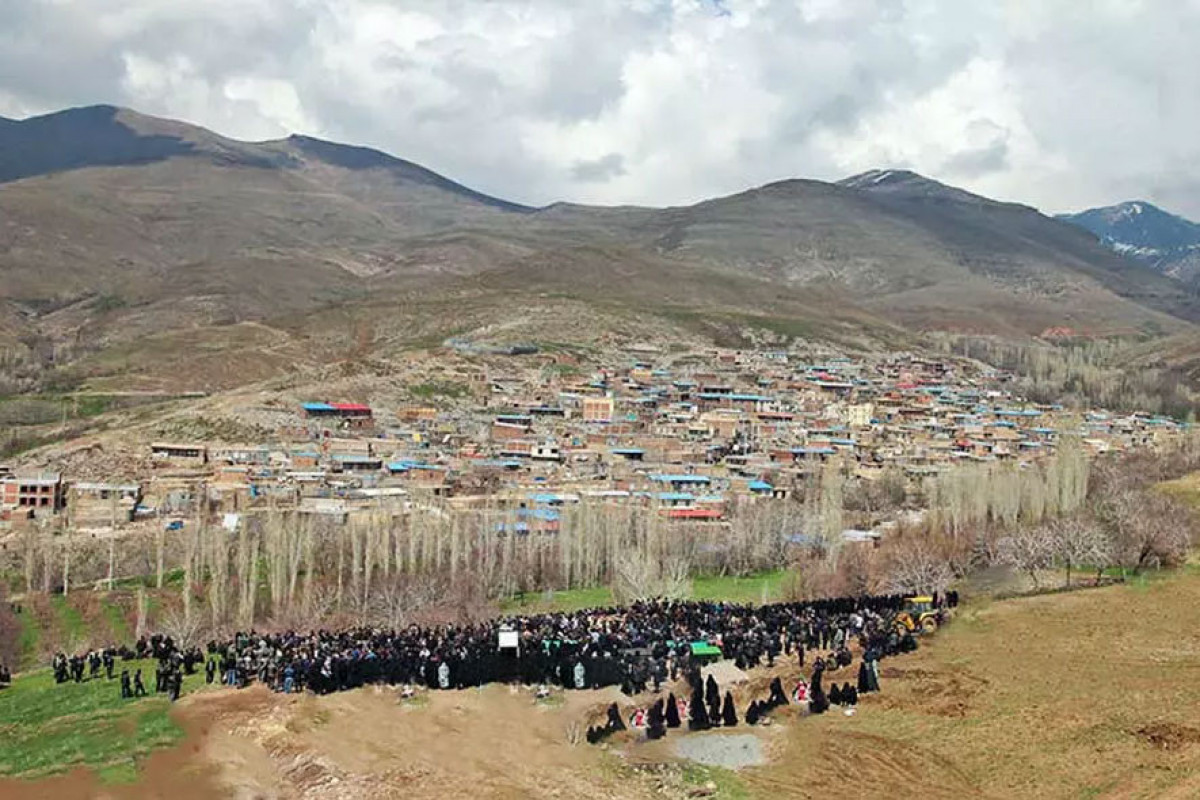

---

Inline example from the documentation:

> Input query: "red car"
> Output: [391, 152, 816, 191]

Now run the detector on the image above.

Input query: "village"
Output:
[0, 342, 1185, 547]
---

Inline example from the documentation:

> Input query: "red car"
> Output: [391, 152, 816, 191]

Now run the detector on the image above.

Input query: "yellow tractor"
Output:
[893, 596, 941, 635]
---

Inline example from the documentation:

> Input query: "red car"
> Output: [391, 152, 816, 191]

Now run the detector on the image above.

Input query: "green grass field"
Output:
[0, 660, 206, 782]
[500, 570, 787, 613]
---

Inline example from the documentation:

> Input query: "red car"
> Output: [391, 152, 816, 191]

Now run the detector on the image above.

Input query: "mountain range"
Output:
[1059, 202, 1200, 285]
[2, 104, 1199, 392]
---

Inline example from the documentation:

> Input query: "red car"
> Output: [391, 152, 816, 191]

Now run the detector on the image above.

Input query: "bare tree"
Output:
[881, 541, 955, 595]
[1097, 489, 1193, 574]
[159, 605, 205, 651]
[0, 584, 19, 670]
[613, 551, 691, 603]
[999, 524, 1057, 589]
[1050, 516, 1110, 587]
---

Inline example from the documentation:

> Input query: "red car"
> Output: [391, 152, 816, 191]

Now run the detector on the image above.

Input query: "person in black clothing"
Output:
[205, 659, 216, 685]
[705, 675, 722, 725]
[830, 683, 843, 706]
[605, 702, 625, 732]
[721, 692, 738, 727]
[688, 684, 710, 731]
[665, 692, 682, 728]
[808, 662, 829, 715]
[168, 670, 182, 702]
[133, 668, 147, 697]
[646, 699, 666, 740]
[103, 650, 115, 680]
[53, 653, 68, 684]
[745, 700, 760, 726]
[120, 669, 132, 699]
[767, 676, 788, 709]
[857, 660, 872, 694]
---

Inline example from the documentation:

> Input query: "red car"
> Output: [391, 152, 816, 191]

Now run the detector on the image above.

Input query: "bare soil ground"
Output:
[743, 569, 1200, 799]
[6, 570, 1200, 799]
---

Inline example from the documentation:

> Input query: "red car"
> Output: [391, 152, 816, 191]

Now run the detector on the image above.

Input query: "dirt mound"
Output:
[1134, 722, 1200, 751]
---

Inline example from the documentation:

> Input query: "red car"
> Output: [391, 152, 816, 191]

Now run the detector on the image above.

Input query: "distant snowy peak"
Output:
[839, 168, 913, 189]
[1060, 201, 1200, 282]
[837, 168, 1018, 208]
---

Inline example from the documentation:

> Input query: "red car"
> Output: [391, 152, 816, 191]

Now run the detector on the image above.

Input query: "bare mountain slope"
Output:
[2, 105, 1199, 392]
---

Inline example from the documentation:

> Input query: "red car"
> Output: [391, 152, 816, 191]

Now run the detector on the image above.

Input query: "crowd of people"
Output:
[49, 635, 207, 703]
[41, 591, 954, 719]
[194, 591, 940, 698]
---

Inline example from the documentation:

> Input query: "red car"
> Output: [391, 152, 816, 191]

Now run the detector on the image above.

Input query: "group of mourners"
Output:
[587, 640, 886, 743]
[43, 590, 954, 721]
[51, 634, 206, 703]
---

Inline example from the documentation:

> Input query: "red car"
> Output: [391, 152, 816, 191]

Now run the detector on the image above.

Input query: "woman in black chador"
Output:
[646, 698, 666, 740]
[606, 702, 626, 732]
[706, 675, 722, 724]
[808, 660, 829, 714]
[665, 692, 681, 728]
[767, 676, 788, 709]
[721, 691, 738, 727]
[688, 684, 711, 730]
[857, 659, 872, 694]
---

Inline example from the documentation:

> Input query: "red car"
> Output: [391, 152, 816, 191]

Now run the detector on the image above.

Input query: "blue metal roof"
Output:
[527, 493, 570, 504]
[302, 402, 334, 412]
[650, 474, 711, 484]
[748, 480, 773, 491]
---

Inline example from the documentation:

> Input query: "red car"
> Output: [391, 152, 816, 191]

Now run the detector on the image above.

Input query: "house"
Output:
[531, 442, 562, 462]
[302, 402, 374, 430]
[332, 454, 384, 473]
[582, 395, 615, 423]
[1, 473, 65, 519]
[150, 442, 208, 465]
[492, 415, 533, 441]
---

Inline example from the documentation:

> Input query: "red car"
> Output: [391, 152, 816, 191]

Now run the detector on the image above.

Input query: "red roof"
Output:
[330, 403, 372, 413]
[667, 508, 724, 520]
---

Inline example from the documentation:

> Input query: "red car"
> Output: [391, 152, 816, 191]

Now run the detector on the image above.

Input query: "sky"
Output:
[1, 0, 1199, 217]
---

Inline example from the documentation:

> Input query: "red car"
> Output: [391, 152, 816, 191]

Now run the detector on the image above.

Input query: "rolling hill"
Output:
[2, 105, 1199, 392]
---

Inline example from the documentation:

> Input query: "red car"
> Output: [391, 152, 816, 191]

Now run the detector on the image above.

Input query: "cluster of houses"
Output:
[0, 345, 1187, 534]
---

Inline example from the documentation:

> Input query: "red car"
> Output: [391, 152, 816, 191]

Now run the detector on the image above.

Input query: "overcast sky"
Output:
[2, 0, 1199, 217]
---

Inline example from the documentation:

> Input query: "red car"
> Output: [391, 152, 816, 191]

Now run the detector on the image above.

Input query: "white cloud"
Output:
[0, 0, 1197, 216]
